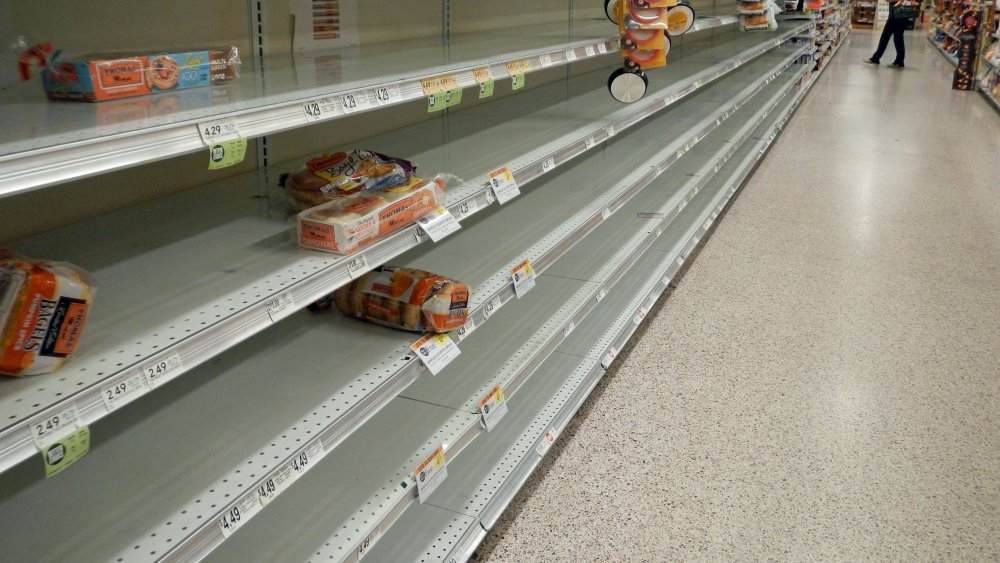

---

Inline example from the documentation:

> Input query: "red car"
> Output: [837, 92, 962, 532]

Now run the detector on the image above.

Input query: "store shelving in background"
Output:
[0, 2, 847, 562]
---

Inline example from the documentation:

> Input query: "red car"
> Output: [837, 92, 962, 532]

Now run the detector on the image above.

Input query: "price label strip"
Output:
[427, 88, 463, 112]
[482, 295, 502, 320]
[142, 353, 184, 389]
[101, 372, 149, 412]
[410, 334, 460, 375]
[255, 464, 295, 507]
[510, 259, 536, 298]
[541, 157, 556, 172]
[218, 491, 263, 539]
[42, 426, 90, 478]
[474, 67, 495, 99]
[487, 166, 520, 205]
[30, 404, 81, 449]
[417, 206, 461, 242]
[506, 59, 532, 76]
[208, 139, 247, 170]
[197, 118, 241, 145]
[585, 45, 596, 57]
[455, 315, 477, 341]
[456, 198, 480, 221]
[302, 97, 339, 122]
[565, 48, 579, 62]
[346, 254, 369, 278]
[340, 90, 373, 114]
[265, 292, 296, 323]
[414, 446, 448, 503]
[479, 384, 509, 432]
[539, 53, 554, 68]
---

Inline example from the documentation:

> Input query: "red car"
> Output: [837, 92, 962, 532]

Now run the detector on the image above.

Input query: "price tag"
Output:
[662, 275, 671, 286]
[357, 526, 382, 561]
[265, 291, 296, 323]
[487, 166, 520, 204]
[596, 287, 607, 302]
[694, 79, 703, 88]
[457, 198, 480, 220]
[536, 428, 557, 456]
[42, 426, 90, 478]
[372, 84, 402, 106]
[197, 118, 240, 145]
[410, 334, 460, 375]
[30, 404, 80, 449]
[585, 137, 596, 150]
[601, 347, 618, 369]
[506, 59, 532, 75]
[602, 208, 612, 221]
[563, 321, 575, 338]
[340, 91, 372, 114]
[141, 353, 184, 389]
[482, 295, 502, 320]
[565, 49, 578, 62]
[427, 88, 462, 112]
[347, 254, 369, 278]
[479, 384, 509, 432]
[417, 206, 461, 242]
[677, 256, 685, 267]
[101, 372, 149, 412]
[585, 45, 596, 57]
[455, 316, 477, 341]
[597, 43, 608, 54]
[208, 139, 247, 170]
[703, 218, 713, 231]
[218, 492, 262, 539]
[302, 97, 339, 121]
[255, 464, 296, 507]
[415, 446, 448, 502]
[606, 125, 616, 137]
[511, 73, 525, 90]
[539, 53, 554, 68]
[541, 157, 555, 172]
[633, 306, 648, 325]
[678, 199, 687, 212]
[655, 227, 663, 238]
[510, 259, 536, 298]
[421, 77, 443, 95]
[290, 439, 326, 476]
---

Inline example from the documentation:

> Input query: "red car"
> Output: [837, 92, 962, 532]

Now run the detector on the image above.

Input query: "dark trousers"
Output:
[872, 17, 906, 64]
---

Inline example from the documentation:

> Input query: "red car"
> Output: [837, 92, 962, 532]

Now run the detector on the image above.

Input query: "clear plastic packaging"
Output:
[297, 174, 450, 255]
[280, 149, 418, 211]
[0, 251, 96, 377]
[310, 266, 470, 333]
[33, 45, 240, 102]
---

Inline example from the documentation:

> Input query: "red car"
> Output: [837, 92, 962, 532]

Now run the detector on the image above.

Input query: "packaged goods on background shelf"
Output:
[606, 0, 696, 102]
[297, 175, 449, 255]
[17, 43, 241, 103]
[311, 266, 470, 334]
[280, 150, 418, 211]
[742, 0, 781, 30]
[0, 252, 95, 377]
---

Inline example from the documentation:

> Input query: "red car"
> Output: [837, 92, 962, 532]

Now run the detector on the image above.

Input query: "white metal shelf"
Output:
[0, 39, 809, 563]
[0, 22, 811, 481]
[0, 16, 739, 197]
[220, 60, 812, 563]
[355, 54, 822, 563]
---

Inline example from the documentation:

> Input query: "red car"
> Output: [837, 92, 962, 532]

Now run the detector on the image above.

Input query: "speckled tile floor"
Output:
[476, 28, 1000, 562]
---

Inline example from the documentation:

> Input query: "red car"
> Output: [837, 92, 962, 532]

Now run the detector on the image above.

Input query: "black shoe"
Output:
[888, 62, 904, 69]
[863, 58, 879, 66]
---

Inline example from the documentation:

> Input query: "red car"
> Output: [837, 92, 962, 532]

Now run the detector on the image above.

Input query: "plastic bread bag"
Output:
[297, 173, 458, 255]
[309, 266, 470, 333]
[0, 250, 96, 377]
[280, 149, 417, 211]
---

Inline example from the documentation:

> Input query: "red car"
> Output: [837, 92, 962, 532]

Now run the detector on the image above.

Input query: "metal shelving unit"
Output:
[0, 26, 822, 562]
[0, 22, 811, 480]
[0, 0, 858, 559]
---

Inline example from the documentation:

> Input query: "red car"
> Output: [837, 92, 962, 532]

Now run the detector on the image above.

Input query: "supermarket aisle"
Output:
[477, 29, 1000, 561]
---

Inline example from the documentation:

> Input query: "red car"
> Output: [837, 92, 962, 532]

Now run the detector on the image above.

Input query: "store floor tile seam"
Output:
[476, 28, 1000, 561]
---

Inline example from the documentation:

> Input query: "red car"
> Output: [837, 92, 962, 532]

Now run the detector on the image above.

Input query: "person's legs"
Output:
[891, 19, 906, 65]
[868, 20, 895, 63]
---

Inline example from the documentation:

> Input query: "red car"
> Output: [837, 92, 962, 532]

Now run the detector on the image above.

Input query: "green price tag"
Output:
[479, 80, 495, 98]
[208, 138, 247, 170]
[427, 88, 463, 112]
[512, 73, 525, 90]
[43, 426, 90, 478]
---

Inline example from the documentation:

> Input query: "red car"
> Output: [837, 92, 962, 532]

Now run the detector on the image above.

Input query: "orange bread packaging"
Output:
[311, 266, 469, 333]
[297, 175, 446, 255]
[0, 251, 96, 377]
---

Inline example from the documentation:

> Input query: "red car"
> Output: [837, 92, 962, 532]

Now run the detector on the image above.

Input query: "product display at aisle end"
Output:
[0, 2, 853, 562]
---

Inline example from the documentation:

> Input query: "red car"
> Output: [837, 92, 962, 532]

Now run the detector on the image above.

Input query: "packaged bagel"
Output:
[297, 175, 446, 255]
[310, 266, 469, 333]
[280, 149, 417, 211]
[0, 251, 96, 377]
